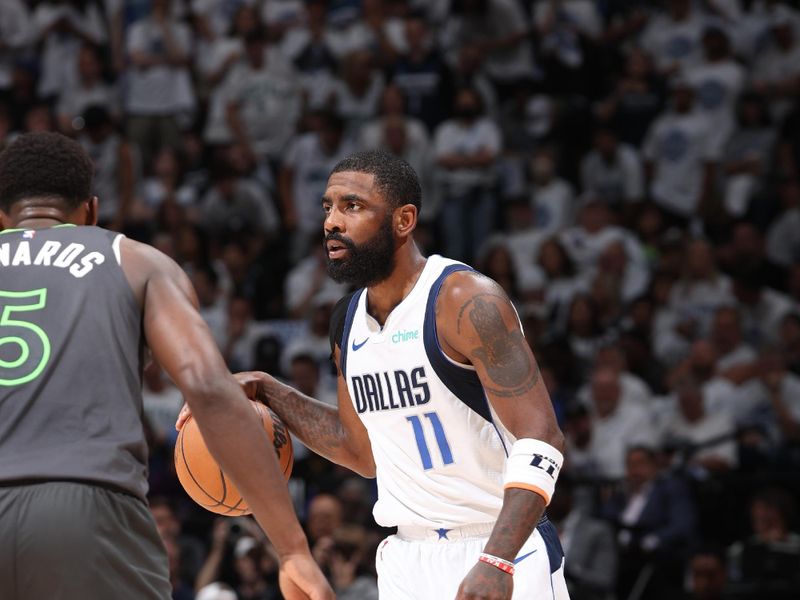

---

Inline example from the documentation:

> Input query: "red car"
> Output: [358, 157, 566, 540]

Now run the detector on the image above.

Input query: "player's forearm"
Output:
[187, 381, 309, 558]
[483, 488, 547, 562]
[259, 375, 369, 474]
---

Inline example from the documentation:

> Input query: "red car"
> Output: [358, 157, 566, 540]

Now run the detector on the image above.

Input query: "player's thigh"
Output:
[512, 519, 570, 600]
[376, 535, 483, 600]
[15, 481, 171, 600]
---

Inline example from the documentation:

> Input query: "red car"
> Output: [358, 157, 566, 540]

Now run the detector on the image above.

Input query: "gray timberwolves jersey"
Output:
[0, 225, 147, 499]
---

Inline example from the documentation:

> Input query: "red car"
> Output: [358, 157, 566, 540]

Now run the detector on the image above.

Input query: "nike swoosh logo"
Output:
[351, 337, 369, 351]
[513, 550, 537, 564]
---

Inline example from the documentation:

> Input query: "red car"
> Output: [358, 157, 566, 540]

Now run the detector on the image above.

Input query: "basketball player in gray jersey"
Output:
[0, 133, 332, 600]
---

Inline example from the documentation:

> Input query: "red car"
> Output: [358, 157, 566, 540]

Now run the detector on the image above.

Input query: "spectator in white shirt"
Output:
[125, 0, 194, 169]
[766, 179, 800, 269]
[719, 93, 777, 218]
[585, 367, 654, 479]
[57, 43, 119, 136]
[668, 238, 732, 332]
[199, 164, 281, 241]
[640, 0, 706, 74]
[710, 306, 758, 371]
[444, 0, 536, 86]
[581, 126, 644, 208]
[433, 86, 502, 263]
[330, 49, 385, 139]
[530, 146, 575, 235]
[197, 5, 259, 146]
[578, 344, 653, 411]
[0, 0, 31, 97]
[660, 379, 738, 472]
[643, 79, 718, 224]
[759, 347, 800, 447]
[731, 269, 795, 347]
[279, 111, 356, 260]
[683, 24, 745, 154]
[78, 105, 136, 230]
[559, 200, 647, 277]
[224, 30, 302, 165]
[751, 13, 800, 123]
[33, 0, 107, 100]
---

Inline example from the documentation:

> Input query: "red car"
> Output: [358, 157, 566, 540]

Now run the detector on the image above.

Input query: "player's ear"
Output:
[395, 203, 417, 238]
[0, 209, 9, 231]
[85, 196, 99, 226]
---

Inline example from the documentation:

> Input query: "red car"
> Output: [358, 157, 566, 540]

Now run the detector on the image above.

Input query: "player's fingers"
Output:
[278, 570, 311, 600]
[175, 403, 190, 430]
[233, 371, 262, 400]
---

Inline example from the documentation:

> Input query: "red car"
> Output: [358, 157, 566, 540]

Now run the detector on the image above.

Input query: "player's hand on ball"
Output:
[279, 552, 335, 600]
[456, 561, 513, 600]
[174, 371, 273, 431]
[233, 371, 273, 403]
[176, 402, 190, 431]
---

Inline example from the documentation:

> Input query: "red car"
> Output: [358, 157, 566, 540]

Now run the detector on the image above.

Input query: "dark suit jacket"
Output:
[599, 474, 696, 556]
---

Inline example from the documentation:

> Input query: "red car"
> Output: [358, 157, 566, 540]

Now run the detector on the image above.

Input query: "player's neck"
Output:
[366, 242, 426, 327]
[4, 200, 89, 230]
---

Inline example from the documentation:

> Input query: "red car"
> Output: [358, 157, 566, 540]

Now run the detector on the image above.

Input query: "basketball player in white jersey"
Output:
[179, 150, 570, 600]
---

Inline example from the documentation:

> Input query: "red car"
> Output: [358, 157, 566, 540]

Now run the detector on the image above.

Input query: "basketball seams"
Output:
[175, 401, 293, 516]
[176, 419, 250, 514]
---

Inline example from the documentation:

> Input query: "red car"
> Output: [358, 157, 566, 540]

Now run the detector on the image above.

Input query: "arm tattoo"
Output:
[261, 380, 344, 459]
[459, 294, 540, 398]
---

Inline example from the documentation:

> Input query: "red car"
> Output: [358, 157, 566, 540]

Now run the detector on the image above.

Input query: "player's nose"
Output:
[324, 205, 345, 233]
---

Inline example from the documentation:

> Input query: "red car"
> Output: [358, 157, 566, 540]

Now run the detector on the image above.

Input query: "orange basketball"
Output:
[174, 401, 293, 516]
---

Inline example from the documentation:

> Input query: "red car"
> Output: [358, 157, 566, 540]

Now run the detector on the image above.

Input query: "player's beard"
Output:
[324, 214, 397, 288]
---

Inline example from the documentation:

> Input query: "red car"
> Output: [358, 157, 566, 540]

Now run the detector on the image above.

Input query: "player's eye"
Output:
[322, 203, 332, 214]
[347, 202, 361, 211]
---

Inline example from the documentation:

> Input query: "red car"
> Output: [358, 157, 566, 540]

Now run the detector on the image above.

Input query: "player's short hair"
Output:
[0, 132, 93, 212]
[330, 150, 422, 211]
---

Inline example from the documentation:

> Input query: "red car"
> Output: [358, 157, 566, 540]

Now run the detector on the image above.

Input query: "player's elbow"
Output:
[178, 372, 232, 413]
[348, 453, 377, 479]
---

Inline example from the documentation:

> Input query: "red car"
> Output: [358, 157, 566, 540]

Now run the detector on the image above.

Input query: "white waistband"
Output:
[396, 522, 495, 542]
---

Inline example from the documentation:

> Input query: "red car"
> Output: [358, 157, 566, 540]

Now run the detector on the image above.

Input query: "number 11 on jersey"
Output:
[406, 412, 454, 470]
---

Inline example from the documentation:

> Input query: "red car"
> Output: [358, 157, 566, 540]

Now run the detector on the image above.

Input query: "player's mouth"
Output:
[326, 240, 349, 260]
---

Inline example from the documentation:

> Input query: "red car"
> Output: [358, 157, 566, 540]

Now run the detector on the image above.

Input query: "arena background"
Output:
[2, 0, 800, 599]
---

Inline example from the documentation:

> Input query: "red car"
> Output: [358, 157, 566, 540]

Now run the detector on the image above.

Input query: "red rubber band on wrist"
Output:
[479, 553, 515, 576]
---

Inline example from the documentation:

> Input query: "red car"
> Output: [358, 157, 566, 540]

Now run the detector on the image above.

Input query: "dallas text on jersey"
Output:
[350, 367, 430, 414]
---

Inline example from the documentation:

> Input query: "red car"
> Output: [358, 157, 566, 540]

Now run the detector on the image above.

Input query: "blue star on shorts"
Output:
[435, 528, 451, 540]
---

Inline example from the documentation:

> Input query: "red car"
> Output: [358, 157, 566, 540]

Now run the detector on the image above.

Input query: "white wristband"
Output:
[502, 438, 564, 505]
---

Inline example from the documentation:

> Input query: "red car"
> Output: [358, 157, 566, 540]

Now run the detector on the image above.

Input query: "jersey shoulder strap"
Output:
[328, 290, 358, 356]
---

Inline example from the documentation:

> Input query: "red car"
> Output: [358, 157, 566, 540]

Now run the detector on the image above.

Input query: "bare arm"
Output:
[437, 272, 563, 597]
[121, 239, 331, 599]
[242, 352, 376, 478]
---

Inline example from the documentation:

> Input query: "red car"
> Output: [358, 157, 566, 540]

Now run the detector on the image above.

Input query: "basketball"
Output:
[175, 401, 293, 516]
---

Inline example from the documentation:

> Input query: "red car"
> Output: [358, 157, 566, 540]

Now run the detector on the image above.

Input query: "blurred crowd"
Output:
[3, 0, 800, 598]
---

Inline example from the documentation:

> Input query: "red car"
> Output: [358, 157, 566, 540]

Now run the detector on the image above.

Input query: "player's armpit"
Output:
[436, 271, 563, 449]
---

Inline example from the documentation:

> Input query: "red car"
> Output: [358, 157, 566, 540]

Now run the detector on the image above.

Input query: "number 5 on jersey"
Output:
[406, 412, 454, 470]
[0, 289, 51, 387]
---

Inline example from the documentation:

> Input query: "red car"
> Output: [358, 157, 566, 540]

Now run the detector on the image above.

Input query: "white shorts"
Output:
[376, 517, 570, 600]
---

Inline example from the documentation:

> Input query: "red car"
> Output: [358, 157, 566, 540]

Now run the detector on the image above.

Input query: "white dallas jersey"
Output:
[340, 255, 516, 528]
